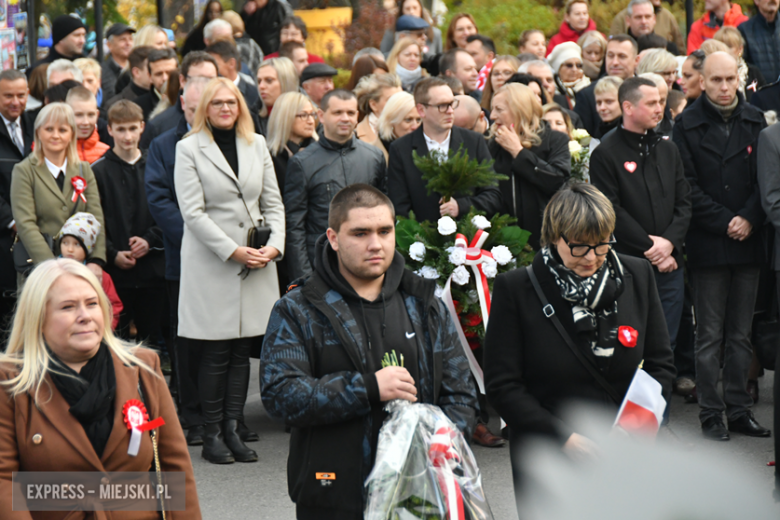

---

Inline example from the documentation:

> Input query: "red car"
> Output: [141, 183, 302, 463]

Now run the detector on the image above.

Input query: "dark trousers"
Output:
[691, 264, 760, 422]
[115, 285, 165, 346]
[167, 280, 203, 427]
[675, 279, 697, 379]
[472, 346, 489, 424]
[775, 278, 780, 496]
[653, 267, 685, 354]
[297, 505, 362, 520]
[194, 337, 254, 424]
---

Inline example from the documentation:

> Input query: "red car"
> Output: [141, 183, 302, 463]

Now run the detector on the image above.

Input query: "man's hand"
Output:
[128, 237, 150, 259]
[86, 262, 103, 283]
[644, 235, 674, 265]
[656, 255, 678, 273]
[563, 432, 599, 461]
[727, 216, 753, 241]
[115, 251, 137, 270]
[439, 198, 459, 217]
[376, 366, 417, 402]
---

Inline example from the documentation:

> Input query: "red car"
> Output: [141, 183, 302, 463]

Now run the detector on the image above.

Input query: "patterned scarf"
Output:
[541, 246, 625, 362]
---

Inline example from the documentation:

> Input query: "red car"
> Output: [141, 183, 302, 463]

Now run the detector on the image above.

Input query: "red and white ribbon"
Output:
[71, 176, 87, 203]
[123, 399, 165, 457]
[428, 421, 465, 520]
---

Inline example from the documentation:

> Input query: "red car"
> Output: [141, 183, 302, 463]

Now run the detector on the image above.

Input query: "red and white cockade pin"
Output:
[71, 176, 87, 203]
[122, 399, 165, 456]
[618, 326, 638, 348]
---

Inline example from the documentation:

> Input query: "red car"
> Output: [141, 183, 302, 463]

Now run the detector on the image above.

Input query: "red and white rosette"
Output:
[123, 399, 165, 456]
[428, 421, 465, 520]
[71, 176, 87, 203]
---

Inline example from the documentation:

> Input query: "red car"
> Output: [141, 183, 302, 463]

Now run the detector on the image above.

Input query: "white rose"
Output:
[471, 215, 491, 230]
[452, 265, 470, 285]
[409, 241, 426, 261]
[448, 247, 466, 265]
[434, 285, 445, 299]
[491, 245, 513, 265]
[482, 258, 497, 278]
[419, 266, 440, 279]
[437, 216, 457, 235]
[568, 140, 583, 155]
[571, 128, 590, 141]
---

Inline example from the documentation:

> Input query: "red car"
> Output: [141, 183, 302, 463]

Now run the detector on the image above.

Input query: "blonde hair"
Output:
[73, 57, 101, 80]
[577, 30, 607, 55]
[257, 57, 299, 117]
[541, 183, 615, 247]
[187, 78, 255, 143]
[266, 92, 319, 156]
[594, 75, 623, 96]
[700, 39, 730, 56]
[639, 72, 666, 91]
[378, 90, 417, 140]
[713, 26, 745, 51]
[222, 10, 246, 36]
[636, 48, 678, 75]
[134, 25, 167, 48]
[353, 73, 402, 117]
[0, 259, 158, 401]
[32, 103, 80, 167]
[387, 37, 427, 75]
[490, 83, 542, 148]
[480, 55, 520, 110]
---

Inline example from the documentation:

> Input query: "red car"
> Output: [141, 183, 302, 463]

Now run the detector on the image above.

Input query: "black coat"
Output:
[574, 81, 601, 138]
[140, 99, 183, 150]
[387, 125, 502, 223]
[744, 63, 766, 103]
[26, 47, 79, 79]
[590, 125, 691, 266]
[489, 124, 570, 250]
[484, 252, 675, 444]
[180, 26, 206, 58]
[105, 81, 149, 113]
[672, 94, 767, 268]
[750, 80, 780, 114]
[91, 149, 165, 288]
[133, 91, 161, 122]
[242, 0, 289, 55]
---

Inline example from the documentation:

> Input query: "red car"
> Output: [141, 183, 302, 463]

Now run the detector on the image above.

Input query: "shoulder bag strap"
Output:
[525, 265, 622, 404]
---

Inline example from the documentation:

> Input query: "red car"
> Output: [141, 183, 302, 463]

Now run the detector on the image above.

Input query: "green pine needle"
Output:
[412, 143, 507, 202]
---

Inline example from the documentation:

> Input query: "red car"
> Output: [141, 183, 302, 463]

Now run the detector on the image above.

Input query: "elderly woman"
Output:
[10, 103, 105, 283]
[174, 78, 285, 465]
[374, 90, 421, 161]
[714, 26, 766, 102]
[0, 259, 201, 517]
[548, 41, 590, 109]
[489, 83, 571, 250]
[387, 38, 428, 92]
[480, 55, 520, 110]
[578, 30, 607, 81]
[636, 48, 679, 92]
[254, 57, 299, 135]
[354, 73, 402, 144]
[484, 183, 675, 494]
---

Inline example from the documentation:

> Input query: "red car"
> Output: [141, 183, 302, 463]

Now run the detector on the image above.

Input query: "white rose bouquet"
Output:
[569, 129, 592, 183]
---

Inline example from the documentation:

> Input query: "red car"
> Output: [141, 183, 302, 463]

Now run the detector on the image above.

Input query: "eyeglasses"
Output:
[562, 62, 583, 69]
[295, 112, 317, 120]
[423, 99, 459, 113]
[210, 99, 238, 109]
[561, 234, 616, 257]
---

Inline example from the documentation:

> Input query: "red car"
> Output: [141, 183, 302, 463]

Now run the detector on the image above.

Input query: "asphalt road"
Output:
[188, 360, 778, 519]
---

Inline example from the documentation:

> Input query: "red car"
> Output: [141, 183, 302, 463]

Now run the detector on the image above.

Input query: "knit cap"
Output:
[56, 212, 101, 255]
[548, 41, 582, 75]
[52, 15, 86, 47]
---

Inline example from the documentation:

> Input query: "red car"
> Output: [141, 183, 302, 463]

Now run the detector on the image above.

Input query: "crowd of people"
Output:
[0, 0, 778, 516]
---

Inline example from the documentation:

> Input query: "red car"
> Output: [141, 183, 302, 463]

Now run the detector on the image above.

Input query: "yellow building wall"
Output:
[294, 7, 352, 57]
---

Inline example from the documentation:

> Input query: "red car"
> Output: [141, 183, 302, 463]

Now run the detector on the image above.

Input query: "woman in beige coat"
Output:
[174, 78, 285, 465]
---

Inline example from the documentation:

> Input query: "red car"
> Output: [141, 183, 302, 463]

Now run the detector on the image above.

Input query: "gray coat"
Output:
[174, 130, 285, 340]
[758, 122, 780, 270]
[284, 134, 386, 280]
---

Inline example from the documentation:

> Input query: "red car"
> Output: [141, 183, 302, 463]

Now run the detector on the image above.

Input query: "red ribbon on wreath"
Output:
[428, 422, 465, 519]
[71, 176, 87, 203]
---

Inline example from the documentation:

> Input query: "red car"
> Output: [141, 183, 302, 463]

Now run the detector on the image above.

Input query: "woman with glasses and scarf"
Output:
[483, 183, 675, 497]
[548, 41, 590, 110]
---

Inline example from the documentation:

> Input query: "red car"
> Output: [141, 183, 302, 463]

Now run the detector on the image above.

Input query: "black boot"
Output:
[237, 420, 259, 442]
[201, 423, 234, 464]
[224, 419, 258, 462]
[186, 425, 204, 446]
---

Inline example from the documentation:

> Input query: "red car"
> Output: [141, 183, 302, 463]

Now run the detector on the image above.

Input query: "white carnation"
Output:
[471, 215, 491, 230]
[409, 241, 426, 261]
[452, 265, 470, 285]
[491, 245, 513, 265]
[437, 216, 457, 235]
[419, 266, 440, 279]
[448, 247, 466, 265]
[482, 258, 498, 278]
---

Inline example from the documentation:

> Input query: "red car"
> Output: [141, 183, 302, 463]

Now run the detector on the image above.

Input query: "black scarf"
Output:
[49, 342, 116, 458]
[541, 246, 625, 364]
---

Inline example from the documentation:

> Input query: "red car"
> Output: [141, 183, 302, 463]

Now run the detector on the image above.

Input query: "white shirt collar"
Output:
[233, 75, 241, 87]
[423, 129, 452, 158]
[44, 157, 67, 178]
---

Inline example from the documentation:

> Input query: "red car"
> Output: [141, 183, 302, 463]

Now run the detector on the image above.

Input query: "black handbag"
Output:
[232, 178, 272, 279]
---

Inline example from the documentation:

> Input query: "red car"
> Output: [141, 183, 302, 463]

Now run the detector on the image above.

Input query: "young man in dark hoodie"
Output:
[261, 184, 477, 520]
[92, 100, 165, 345]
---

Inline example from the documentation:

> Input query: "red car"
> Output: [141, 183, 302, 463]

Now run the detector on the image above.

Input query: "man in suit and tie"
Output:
[206, 41, 260, 108]
[0, 69, 33, 323]
[387, 76, 501, 223]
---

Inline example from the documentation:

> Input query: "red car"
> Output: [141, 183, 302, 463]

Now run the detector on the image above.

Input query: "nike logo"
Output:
[405, 332, 416, 339]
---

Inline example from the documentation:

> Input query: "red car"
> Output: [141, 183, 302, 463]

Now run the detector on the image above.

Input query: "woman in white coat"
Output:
[174, 77, 285, 465]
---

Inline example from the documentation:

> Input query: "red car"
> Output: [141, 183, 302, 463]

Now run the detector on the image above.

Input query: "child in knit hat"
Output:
[56, 212, 123, 329]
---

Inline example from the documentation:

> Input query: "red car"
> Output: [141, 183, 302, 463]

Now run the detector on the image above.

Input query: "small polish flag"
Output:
[614, 369, 666, 437]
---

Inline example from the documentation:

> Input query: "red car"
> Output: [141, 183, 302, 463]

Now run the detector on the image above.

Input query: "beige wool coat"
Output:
[174, 130, 285, 340]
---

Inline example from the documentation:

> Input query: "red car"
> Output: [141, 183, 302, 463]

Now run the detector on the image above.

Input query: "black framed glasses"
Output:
[423, 99, 459, 113]
[561, 234, 616, 257]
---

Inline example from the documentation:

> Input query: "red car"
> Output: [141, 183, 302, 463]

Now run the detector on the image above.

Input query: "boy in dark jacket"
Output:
[92, 100, 165, 344]
[261, 184, 477, 520]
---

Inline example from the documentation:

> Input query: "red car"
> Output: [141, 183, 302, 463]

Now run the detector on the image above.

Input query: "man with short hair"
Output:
[610, 0, 685, 51]
[140, 51, 219, 149]
[687, 0, 748, 53]
[575, 34, 638, 137]
[134, 48, 179, 121]
[439, 48, 480, 101]
[47, 59, 84, 87]
[453, 94, 488, 134]
[278, 41, 309, 76]
[300, 63, 337, 108]
[393, 14, 430, 51]
[102, 23, 136, 103]
[521, 59, 570, 107]
[206, 41, 259, 107]
[388, 77, 501, 223]
[27, 15, 86, 77]
[285, 89, 386, 281]
[261, 183, 477, 519]
[673, 51, 771, 441]
[590, 77, 692, 401]
[105, 46, 154, 111]
[66, 87, 110, 164]
[465, 34, 496, 91]
[624, 0, 679, 55]
[203, 18, 234, 46]
[739, 0, 780, 82]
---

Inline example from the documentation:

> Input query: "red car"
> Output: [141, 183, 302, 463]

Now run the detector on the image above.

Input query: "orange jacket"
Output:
[77, 126, 110, 164]
[687, 3, 748, 53]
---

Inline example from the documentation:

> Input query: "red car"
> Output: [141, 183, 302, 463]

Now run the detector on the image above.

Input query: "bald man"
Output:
[672, 51, 770, 442]
[453, 95, 488, 135]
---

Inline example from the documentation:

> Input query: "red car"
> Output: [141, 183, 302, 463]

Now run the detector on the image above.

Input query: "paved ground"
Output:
[188, 360, 777, 519]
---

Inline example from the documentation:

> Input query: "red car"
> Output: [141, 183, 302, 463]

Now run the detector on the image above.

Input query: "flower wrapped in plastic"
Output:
[364, 400, 493, 520]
